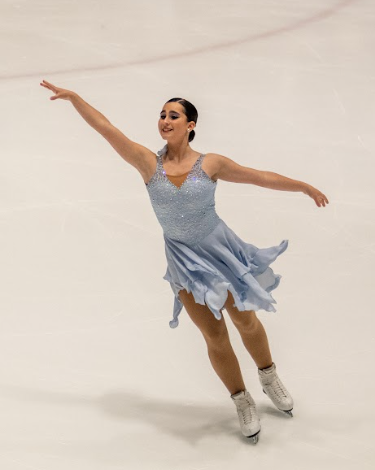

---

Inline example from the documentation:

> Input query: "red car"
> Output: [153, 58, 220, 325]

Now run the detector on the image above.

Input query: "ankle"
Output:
[230, 388, 246, 397]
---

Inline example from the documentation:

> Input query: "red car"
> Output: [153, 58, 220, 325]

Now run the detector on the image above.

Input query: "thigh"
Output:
[224, 290, 258, 330]
[178, 289, 229, 341]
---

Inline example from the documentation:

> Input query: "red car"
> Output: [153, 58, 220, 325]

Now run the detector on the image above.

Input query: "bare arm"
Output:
[40, 80, 155, 177]
[211, 153, 329, 208]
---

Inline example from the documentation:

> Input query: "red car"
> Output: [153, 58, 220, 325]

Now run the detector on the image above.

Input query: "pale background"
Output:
[0, 0, 374, 468]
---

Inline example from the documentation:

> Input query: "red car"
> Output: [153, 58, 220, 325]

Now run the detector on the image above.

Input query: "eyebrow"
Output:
[160, 109, 180, 114]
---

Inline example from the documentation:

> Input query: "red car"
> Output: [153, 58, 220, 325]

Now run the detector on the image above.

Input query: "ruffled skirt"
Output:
[163, 218, 288, 328]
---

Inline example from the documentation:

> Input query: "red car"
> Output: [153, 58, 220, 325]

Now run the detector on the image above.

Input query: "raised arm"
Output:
[210, 153, 329, 208]
[40, 80, 156, 180]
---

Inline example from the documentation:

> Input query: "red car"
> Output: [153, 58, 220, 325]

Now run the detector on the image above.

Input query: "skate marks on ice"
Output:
[1, 0, 360, 81]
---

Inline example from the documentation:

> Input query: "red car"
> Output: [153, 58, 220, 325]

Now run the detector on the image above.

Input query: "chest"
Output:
[147, 169, 217, 207]
[162, 153, 217, 181]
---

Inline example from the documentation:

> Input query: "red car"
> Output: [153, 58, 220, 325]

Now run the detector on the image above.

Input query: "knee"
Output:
[202, 320, 230, 348]
[232, 311, 259, 335]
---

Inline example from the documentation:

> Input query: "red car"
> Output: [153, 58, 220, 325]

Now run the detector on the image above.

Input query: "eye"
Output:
[171, 116, 178, 120]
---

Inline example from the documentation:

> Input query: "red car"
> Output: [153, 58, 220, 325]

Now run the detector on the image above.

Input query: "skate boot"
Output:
[258, 363, 294, 417]
[231, 389, 261, 443]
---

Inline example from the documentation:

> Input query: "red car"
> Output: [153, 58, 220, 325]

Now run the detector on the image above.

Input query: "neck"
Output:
[165, 140, 191, 162]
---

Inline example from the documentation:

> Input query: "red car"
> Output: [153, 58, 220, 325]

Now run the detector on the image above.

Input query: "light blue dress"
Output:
[145, 145, 288, 328]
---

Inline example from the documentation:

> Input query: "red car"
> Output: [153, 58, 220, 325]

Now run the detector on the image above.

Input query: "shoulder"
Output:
[204, 152, 232, 166]
[202, 153, 234, 181]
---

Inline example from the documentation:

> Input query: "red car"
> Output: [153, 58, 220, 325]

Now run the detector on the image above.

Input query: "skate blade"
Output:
[262, 389, 294, 417]
[246, 431, 260, 444]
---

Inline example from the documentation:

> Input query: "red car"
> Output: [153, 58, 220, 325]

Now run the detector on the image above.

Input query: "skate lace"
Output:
[239, 398, 256, 425]
[272, 378, 288, 398]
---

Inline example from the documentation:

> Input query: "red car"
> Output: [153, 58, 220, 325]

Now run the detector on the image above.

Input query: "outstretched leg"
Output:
[178, 289, 245, 396]
[224, 291, 273, 369]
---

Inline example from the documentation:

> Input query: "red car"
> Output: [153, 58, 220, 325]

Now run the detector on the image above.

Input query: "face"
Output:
[158, 102, 195, 142]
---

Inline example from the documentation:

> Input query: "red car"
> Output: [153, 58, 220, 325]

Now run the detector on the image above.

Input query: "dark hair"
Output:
[166, 97, 198, 142]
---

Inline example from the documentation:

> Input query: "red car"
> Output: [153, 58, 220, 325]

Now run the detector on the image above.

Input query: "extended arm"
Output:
[40, 80, 155, 177]
[212, 153, 329, 207]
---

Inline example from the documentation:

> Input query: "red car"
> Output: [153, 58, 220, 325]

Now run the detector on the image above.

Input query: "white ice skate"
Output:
[231, 389, 261, 443]
[258, 363, 294, 417]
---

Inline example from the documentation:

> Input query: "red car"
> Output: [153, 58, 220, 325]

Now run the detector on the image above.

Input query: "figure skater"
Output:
[40, 80, 329, 443]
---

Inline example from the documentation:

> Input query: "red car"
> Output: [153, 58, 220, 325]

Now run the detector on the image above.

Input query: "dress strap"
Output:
[195, 153, 205, 171]
[155, 153, 164, 174]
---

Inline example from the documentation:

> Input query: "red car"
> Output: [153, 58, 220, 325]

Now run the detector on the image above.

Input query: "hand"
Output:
[40, 79, 75, 101]
[304, 185, 329, 208]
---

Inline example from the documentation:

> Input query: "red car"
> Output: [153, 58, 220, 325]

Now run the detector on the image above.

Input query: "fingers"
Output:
[41, 79, 54, 88]
[40, 79, 58, 93]
[317, 194, 329, 207]
[321, 194, 329, 206]
[40, 79, 64, 101]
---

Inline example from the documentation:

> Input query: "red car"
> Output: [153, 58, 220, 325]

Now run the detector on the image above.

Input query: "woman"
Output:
[40, 80, 329, 443]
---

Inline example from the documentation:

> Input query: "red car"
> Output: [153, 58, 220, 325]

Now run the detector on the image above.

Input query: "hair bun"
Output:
[189, 129, 196, 142]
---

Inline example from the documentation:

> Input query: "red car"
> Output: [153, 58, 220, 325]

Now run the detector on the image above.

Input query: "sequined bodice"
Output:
[145, 146, 221, 245]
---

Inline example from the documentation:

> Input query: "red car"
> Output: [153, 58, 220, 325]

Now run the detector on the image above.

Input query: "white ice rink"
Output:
[1, 0, 374, 468]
